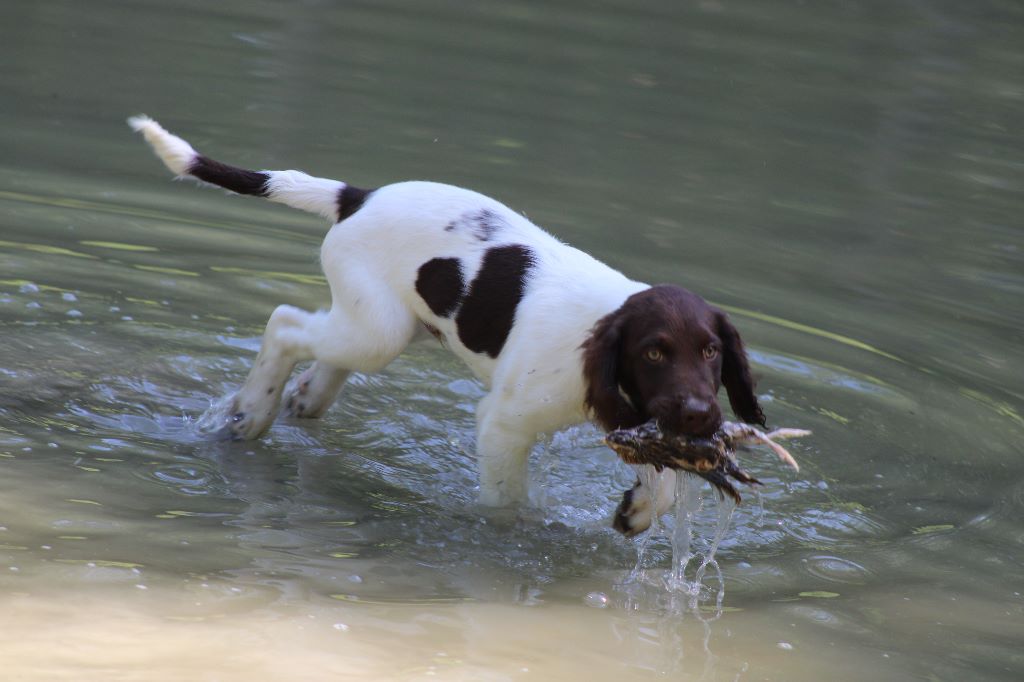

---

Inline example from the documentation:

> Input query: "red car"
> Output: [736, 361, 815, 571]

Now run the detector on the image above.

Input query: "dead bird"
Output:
[604, 420, 810, 502]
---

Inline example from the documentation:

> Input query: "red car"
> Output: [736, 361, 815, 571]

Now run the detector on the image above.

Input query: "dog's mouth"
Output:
[642, 395, 722, 439]
[650, 415, 722, 439]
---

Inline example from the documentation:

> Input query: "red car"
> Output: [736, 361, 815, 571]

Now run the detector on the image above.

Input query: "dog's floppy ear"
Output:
[582, 309, 644, 431]
[715, 310, 766, 426]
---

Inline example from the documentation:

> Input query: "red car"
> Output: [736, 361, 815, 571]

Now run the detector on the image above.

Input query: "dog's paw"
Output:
[612, 483, 653, 537]
[196, 393, 274, 440]
[281, 365, 345, 419]
[282, 373, 320, 418]
[224, 409, 264, 440]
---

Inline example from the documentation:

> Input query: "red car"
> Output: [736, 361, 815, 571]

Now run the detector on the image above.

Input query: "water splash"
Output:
[620, 468, 737, 615]
[627, 465, 666, 585]
[669, 475, 736, 615]
[692, 492, 736, 615]
[194, 394, 236, 436]
[667, 472, 704, 592]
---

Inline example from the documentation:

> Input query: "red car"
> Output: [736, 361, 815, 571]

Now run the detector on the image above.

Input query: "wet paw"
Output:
[220, 410, 262, 440]
[283, 396, 306, 417]
[282, 370, 332, 419]
[282, 379, 313, 417]
[612, 484, 652, 537]
[196, 394, 274, 441]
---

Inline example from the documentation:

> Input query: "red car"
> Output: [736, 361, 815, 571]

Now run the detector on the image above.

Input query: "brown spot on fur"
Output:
[336, 185, 373, 222]
[190, 155, 270, 196]
[416, 258, 465, 318]
[456, 244, 535, 358]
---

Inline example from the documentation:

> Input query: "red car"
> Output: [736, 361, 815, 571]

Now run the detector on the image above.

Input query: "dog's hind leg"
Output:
[222, 284, 417, 436]
[220, 304, 323, 440]
[282, 362, 351, 418]
[218, 292, 417, 440]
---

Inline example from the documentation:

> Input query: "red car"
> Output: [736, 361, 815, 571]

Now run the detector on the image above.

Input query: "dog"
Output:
[129, 116, 766, 536]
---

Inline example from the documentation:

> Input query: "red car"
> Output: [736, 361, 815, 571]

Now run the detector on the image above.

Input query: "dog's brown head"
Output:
[582, 285, 764, 436]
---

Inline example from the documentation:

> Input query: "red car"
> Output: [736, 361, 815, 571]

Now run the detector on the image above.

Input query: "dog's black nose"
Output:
[679, 396, 720, 436]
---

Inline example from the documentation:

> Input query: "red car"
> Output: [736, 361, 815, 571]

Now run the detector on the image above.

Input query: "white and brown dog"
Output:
[129, 116, 766, 536]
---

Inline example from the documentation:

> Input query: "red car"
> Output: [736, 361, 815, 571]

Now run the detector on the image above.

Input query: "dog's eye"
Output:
[702, 345, 718, 361]
[644, 348, 664, 363]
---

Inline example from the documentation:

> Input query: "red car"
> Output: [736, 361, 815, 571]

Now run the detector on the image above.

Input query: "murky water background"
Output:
[2, 0, 1022, 679]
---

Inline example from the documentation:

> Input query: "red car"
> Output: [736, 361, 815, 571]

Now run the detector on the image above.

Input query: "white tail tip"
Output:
[127, 114, 197, 176]
[126, 114, 154, 132]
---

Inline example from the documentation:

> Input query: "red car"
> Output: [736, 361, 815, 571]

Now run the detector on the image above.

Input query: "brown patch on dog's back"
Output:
[445, 208, 506, 242]
[456, 244, 535, 358]
[416, 257, 465, 318]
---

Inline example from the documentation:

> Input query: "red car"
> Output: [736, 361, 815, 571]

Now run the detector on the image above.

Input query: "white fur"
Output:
[132, 118, 672, 519]
[127, 115, 196, 176]
[264, 170, 344, 220]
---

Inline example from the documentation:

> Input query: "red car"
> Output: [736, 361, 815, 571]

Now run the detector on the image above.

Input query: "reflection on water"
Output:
[2, 0, 1024, 679]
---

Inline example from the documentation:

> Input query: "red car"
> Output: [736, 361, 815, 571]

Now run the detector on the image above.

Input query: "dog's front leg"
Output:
[475, 396, 536, 507]
[613, 467, 678, 536]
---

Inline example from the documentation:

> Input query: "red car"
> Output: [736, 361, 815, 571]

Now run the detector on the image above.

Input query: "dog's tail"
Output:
[127, 115, 371, 222]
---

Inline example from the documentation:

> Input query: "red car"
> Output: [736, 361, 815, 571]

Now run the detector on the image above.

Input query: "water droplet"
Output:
[26, 302, 41, 309]
[333, 623, 350, 632]
[67, 309, 83, 318]
[347, 574, 363, 583]
[61, 292, 78, 302]
[584, 591, 609, 608]
[19, 283, 39, 294]
[777, 642, 793, 651]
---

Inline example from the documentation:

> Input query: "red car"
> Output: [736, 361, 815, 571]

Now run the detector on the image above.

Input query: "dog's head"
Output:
[582, 285, 764, 436]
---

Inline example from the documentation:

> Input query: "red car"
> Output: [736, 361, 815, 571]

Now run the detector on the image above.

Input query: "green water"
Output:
[1, 1, 1022, 679]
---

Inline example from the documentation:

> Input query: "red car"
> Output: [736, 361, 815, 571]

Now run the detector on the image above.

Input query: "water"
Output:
[2, 0, 1023, 679]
